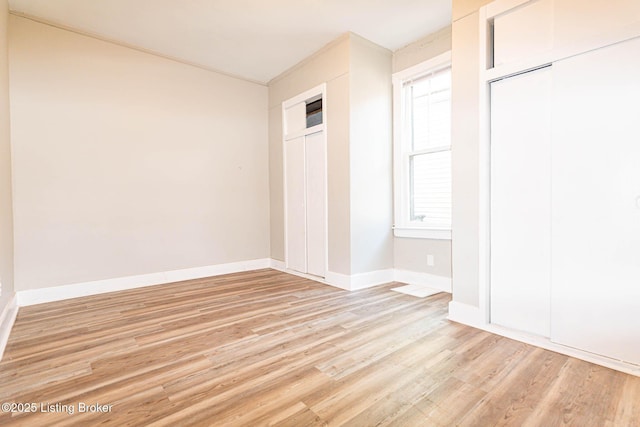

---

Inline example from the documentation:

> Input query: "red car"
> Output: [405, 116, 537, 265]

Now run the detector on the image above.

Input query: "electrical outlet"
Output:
[427, 255, 435, 266]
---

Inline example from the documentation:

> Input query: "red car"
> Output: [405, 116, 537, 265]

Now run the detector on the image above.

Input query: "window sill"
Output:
[393, 227, 451, 240]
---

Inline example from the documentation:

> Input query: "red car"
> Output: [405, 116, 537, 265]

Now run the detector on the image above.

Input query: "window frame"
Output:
[392, 51, 452, 240]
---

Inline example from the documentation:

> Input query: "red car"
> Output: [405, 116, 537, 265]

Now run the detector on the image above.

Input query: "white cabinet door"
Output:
[551, 37, 640, 365]
[490, 66, 552, 337]
[284, 132, 327, 278]
[305, 131, 326, 277]
[285, 136, 307, 273]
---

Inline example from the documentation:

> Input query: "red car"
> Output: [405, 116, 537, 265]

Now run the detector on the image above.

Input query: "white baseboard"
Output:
[394, 269, 452, 293]
[272, 260, 395, 291]
[15, 257, 451, 307]
[447, 301, 640, 377]
[269, 259, 333, 285]
[17, 258, 271, 307]
[323, 271, 350, 290]
[269, 259, 287, 272]
[348, 269, 396, 290]
[0, 294, 19, 361]
[483, 323, 640, 377]
[447, 301, 486, 327]
[273, 259, 452, 293]
[324, 269, 395, 291]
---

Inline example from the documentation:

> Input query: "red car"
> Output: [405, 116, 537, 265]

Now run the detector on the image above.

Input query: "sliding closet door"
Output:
[551, 37, 640, 364]
[490, 66, 552, 337]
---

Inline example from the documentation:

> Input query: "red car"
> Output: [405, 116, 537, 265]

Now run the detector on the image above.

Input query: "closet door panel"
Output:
[305, 131, 326, 277]
[490, 66, 552, 337]
[284, 137, 307, 273]
[551, 37, 640, 364]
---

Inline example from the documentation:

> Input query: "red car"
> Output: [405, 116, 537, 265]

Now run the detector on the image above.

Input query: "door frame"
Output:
[282, 83, 328, 278]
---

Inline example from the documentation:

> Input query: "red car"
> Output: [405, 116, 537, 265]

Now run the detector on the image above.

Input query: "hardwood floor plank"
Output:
[0, 269, 638, 426]
[612, 375, 640, 427]
[412, 377, 486, 427]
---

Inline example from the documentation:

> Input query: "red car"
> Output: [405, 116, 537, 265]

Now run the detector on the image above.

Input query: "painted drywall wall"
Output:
[392, 26, 452, 74]
[0, 0, 13, 310]
[349, 34, 393, 275]
[392, 26, 452, 278]
[451, 8, 482, 307]
[9, 16, 269, 291]
[268, 35, 352, 275]
[394, 238, 452, 278]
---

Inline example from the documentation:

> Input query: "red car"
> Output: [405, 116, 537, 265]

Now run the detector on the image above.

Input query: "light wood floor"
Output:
[1, 269, 638, 426]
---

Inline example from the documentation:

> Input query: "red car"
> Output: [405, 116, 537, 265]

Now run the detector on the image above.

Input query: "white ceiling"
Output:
[8, 0, 451, 84]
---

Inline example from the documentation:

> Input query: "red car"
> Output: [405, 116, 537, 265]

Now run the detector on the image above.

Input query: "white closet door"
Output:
[551, 37, 640, 365]
[285, 137, 307, 273]
[490, 66, 552, 337]
[305, 131, 326, 277]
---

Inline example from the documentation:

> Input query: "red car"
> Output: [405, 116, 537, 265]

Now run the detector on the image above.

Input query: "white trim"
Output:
[392, 52, 452, 235]
[282, 84, 327, 141]
[284, 123, 325, 141]
[447, 301, 486, 328]
[325, 269, 396, 291]
[323, 271, 351, 290]
[274, 259, 452, 293]
[392, 51, 452, 81]
[0, 294, 19, 361]
[394, 270, 452, 293]
[349, 269, 396, 291]
[269, 259, 286, 271]
[486, 56, 554, 82]
[485, 0, 532, 18]
[282, 83, 326, 109]
[393, 227, 451, 240]
[478, 5, 492, 325]
[270, 259, 331, 285]
[16, 259, 271, 307]
[282, 83, 328, 279]
[482, 324, 640, 377]
[275, 260, 404, 292]
[482, 0, 640, 83]
[447, 307, 640, 377]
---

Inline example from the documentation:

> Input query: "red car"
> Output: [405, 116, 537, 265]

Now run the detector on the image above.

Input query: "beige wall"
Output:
[349, 34, 393, 274]
[392, 26, 452, 74]
[268, 35, 352, 274]
[9, 16, 270, 291]
[0, 0, 13, 309]
[451, 6, 482, 307]
[394, 238, 451, 277]
[392, 26, 453, 278]
[325, 72, 353, 275]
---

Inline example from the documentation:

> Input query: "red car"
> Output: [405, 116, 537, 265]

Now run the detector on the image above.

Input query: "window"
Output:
[393, 52, 452, 239]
